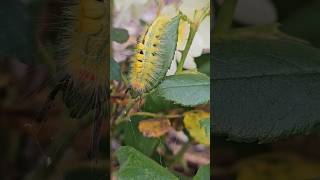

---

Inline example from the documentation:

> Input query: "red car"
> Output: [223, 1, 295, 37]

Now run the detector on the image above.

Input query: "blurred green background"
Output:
[213, 0, 320, 179]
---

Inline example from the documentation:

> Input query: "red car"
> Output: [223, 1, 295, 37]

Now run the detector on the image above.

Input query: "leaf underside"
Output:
[213, 38, 320, 143]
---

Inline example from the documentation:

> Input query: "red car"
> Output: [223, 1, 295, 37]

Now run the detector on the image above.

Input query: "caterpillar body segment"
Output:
[129, 15, 180, 95]
[60, 0, 108, 159]
[38, 0, 108, 160]
[58, 0, 108, 118]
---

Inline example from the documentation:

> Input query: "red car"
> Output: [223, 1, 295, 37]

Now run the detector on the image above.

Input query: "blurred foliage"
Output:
[213, 0, 320, 179]
[213, 38, 320, 142]
[110, 57, 121, 81]
[281, 1, 320, 48]
[183, 110, 210, 145]
[111, 28, 130, 43]
[0, 0, 36, 64]
[122, 116, 159, 157]
[236, 153, 320, 180]
[0, 0, 110, 179]
[195, 54, 210, 76]
[193, 164, 210, 180]
[64, 165, 107, 180]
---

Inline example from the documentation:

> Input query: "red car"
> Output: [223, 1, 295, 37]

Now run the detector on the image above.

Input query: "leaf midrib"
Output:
[161, 83, 209, 89]
[213, 71, 320, 81]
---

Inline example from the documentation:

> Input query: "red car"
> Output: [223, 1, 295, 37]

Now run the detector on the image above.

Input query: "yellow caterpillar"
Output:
[129, 15, 180, 95]
[59, 0, 108, 118]
[39, 0, 108, 159]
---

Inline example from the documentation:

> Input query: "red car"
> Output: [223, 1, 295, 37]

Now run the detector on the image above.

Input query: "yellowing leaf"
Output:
[183, 110, 210, 145]
[138, 118, 171, 138]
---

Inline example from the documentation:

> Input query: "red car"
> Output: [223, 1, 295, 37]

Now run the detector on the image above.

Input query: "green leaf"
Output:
[200, 118, 210, 137]
[110, 58, 121, 81]
[215, 24, 308, 45]
[158, 72, 210, 106]
[195, 54, 210, 76]
[116, 146, 178, 180]
[0, 0, 36, 64]
[213, 38, 320, 143]
[143, 91, 180, 113]
[193, 164, 210, 180]
[216, 24, 282, 40]
[111, 28, 129, 43]
[123, 116, 159, 156]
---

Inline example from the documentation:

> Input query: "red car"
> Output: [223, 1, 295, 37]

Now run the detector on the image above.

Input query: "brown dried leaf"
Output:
[138, 118, 171, 138]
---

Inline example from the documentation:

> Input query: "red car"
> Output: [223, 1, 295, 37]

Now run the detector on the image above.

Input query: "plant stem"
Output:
[114, 98, 138, 125]
[176, 25, 197, 73]
[213, 0, 238, 35]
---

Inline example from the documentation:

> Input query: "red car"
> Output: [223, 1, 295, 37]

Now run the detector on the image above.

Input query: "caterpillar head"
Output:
[78, 0, 106, 34]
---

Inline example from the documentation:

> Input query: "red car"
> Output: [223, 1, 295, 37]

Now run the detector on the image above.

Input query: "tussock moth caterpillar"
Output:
[39, 0, 108, 159]
[129, 15, 180, 94]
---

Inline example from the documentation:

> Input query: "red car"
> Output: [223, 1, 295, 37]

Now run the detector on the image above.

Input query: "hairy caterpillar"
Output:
[39, 0, 108, 159]
[129, 15, 180, 95]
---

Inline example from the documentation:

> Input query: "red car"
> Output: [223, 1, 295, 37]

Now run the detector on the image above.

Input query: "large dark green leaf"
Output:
[123, 116, 159, 156]
[158, 73, 210, 106]
[0, 0, 36, 64]
[116, 146, 178, 180]
[213, 38, 320, 142]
